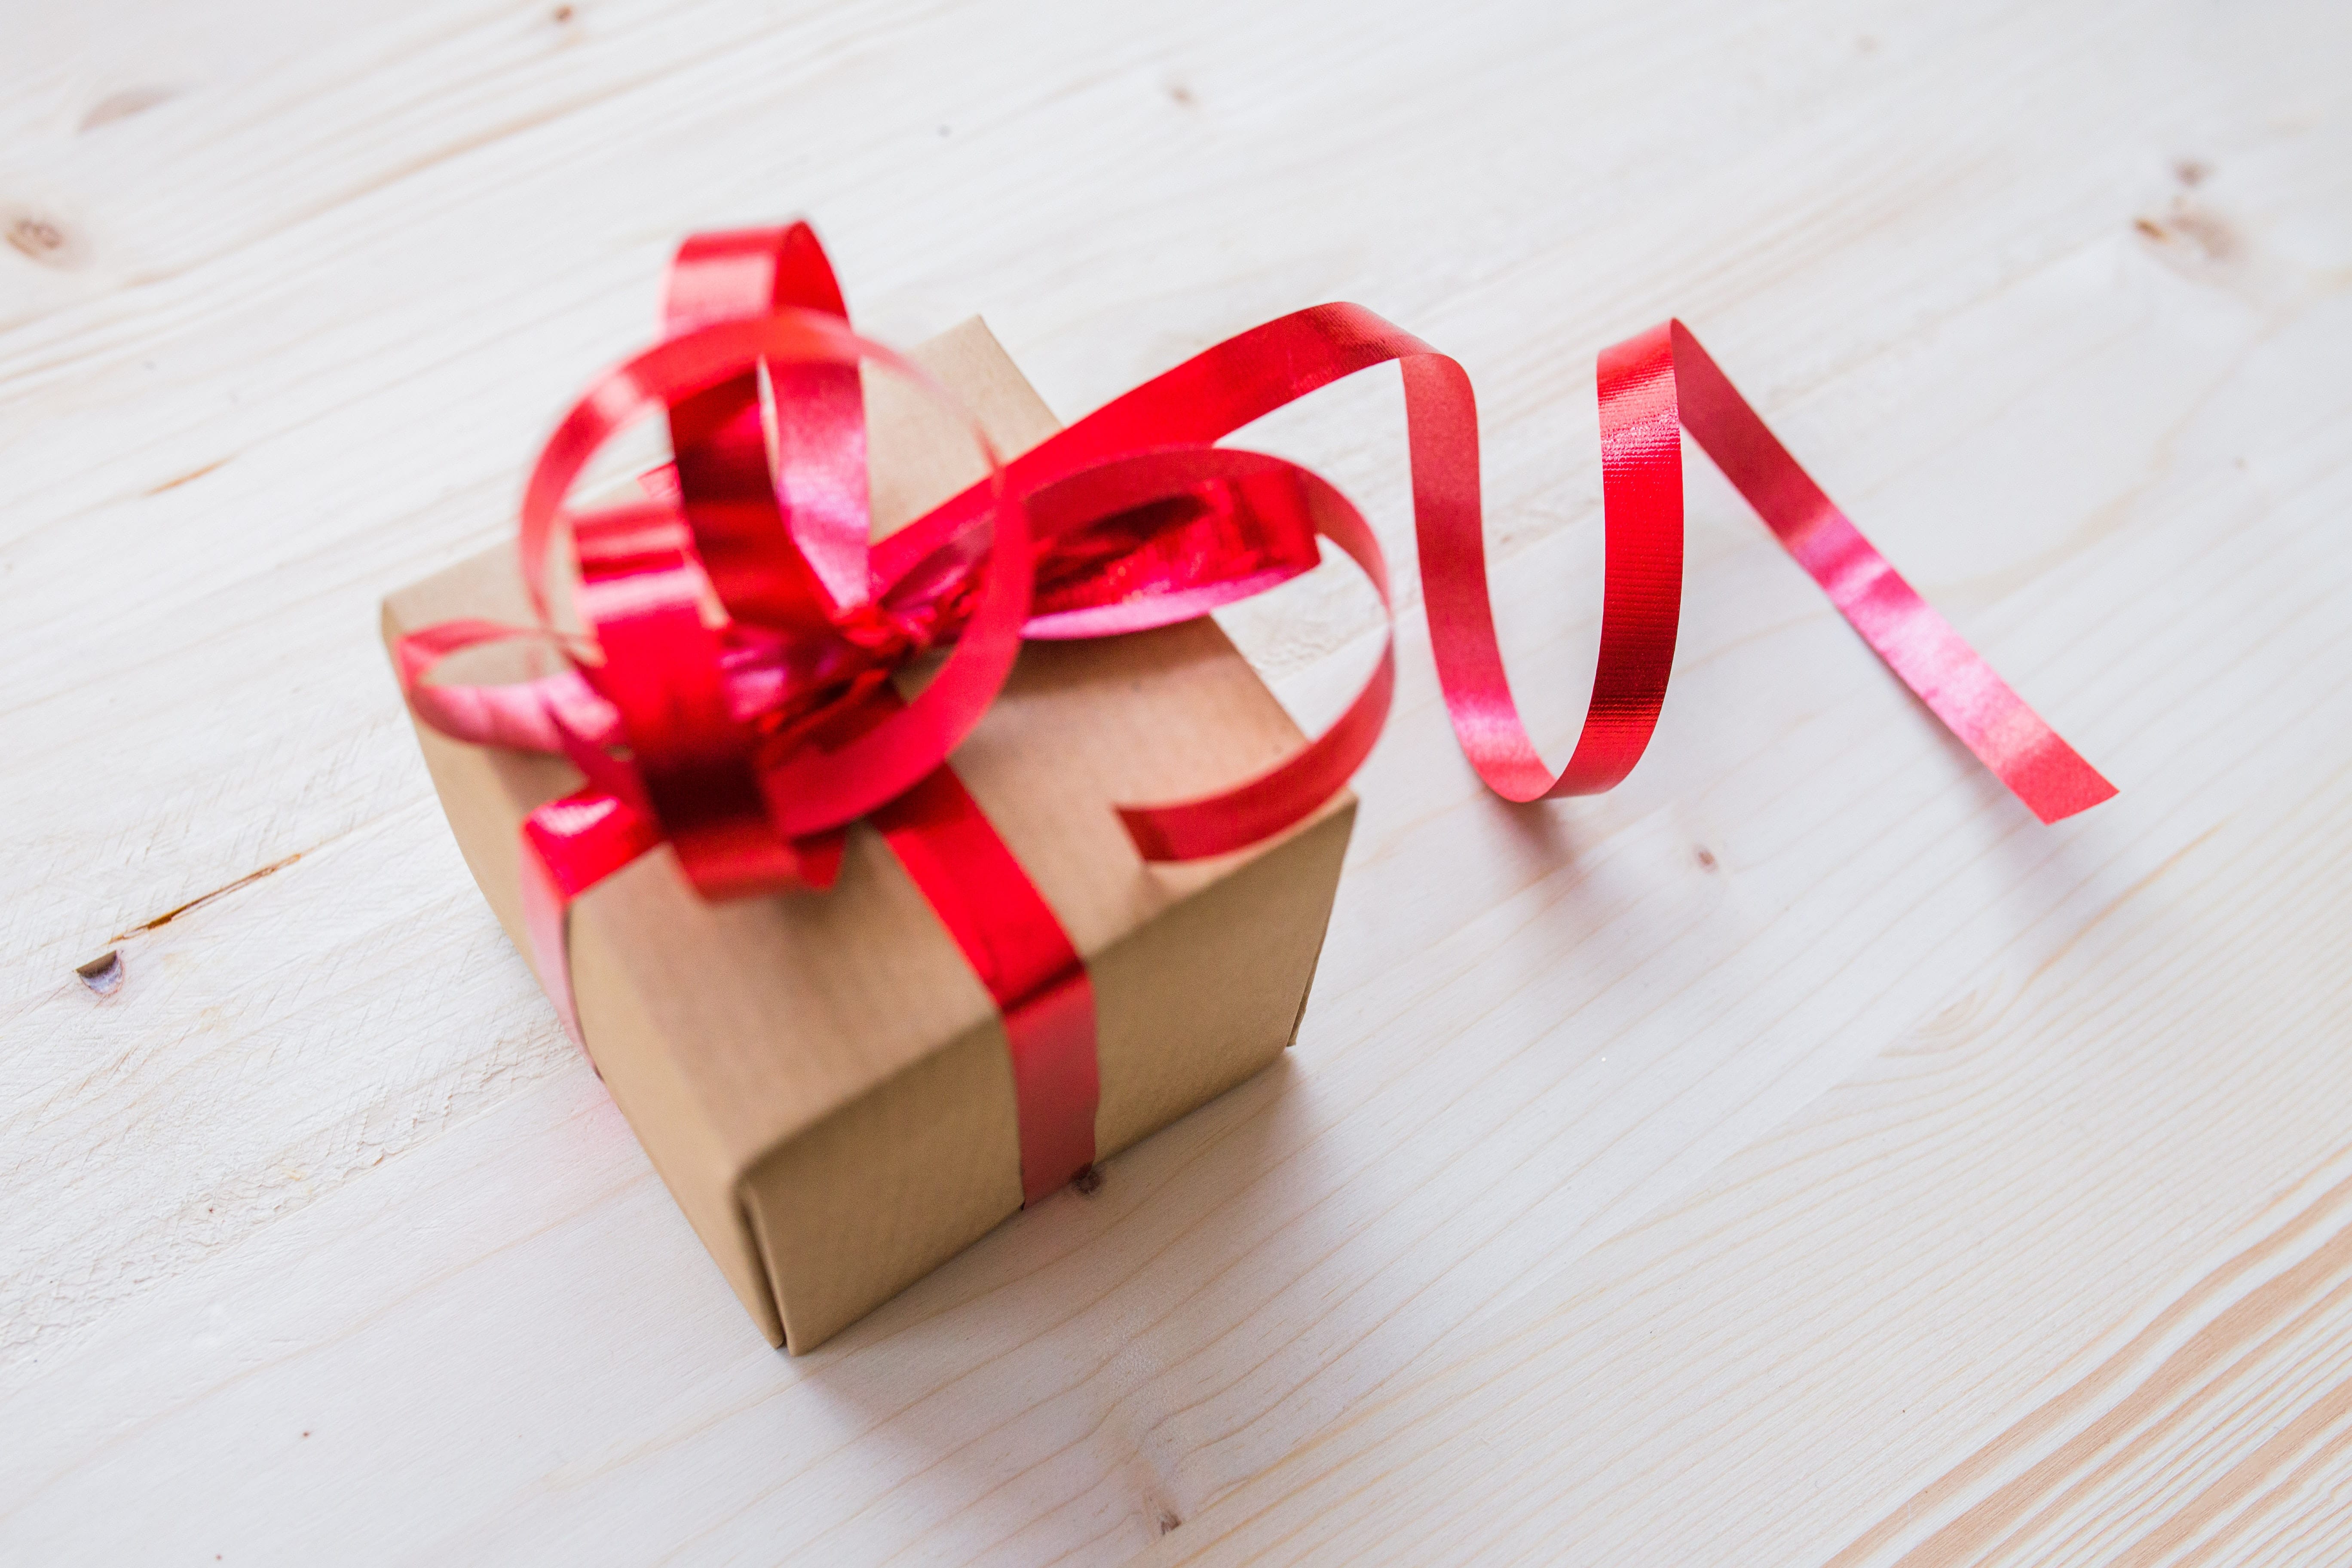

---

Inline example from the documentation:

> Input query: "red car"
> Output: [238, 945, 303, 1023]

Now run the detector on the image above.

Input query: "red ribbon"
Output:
[399, 223, 2113, 1204]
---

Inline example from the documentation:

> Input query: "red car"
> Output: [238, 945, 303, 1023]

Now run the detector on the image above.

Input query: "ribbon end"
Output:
[2018, 753, 2119, 825]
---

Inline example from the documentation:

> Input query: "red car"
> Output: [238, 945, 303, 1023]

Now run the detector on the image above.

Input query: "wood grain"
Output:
[2, 0, 2346, 1561]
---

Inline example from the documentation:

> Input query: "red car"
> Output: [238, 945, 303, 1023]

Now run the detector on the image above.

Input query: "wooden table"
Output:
[6, 1, 2348, 1561]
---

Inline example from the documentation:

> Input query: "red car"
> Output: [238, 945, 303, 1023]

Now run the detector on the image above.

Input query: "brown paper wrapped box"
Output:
[380, 319, 1354, 1352]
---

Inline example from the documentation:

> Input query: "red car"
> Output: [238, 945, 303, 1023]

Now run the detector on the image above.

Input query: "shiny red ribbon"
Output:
[399, 223, 2112, 1204]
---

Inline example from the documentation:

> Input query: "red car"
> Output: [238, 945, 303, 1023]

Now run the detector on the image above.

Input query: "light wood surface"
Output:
[4, 1, 2346, 1562]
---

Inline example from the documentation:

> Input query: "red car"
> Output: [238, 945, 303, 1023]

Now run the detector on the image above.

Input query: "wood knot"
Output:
[81, 85, 177, 131]
[2134, 200, 2237, 264]
[1072, 1164, 1104, 1196]
[6, 212, 78, 267]
[76, 951, 124, 995]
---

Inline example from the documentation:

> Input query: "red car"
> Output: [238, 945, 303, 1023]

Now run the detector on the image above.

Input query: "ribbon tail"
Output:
[1665, 324, 2126, 827]
[1406, 314, 2113, 821]
[1664, 322, 2116, 823]
[1406, 334, 1686, 800]
[891, 301, 2112, 826]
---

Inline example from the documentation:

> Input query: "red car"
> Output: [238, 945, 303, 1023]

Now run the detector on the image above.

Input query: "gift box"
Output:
[383, 318, 1354, 1352]
[384, 219, 2114, 1356]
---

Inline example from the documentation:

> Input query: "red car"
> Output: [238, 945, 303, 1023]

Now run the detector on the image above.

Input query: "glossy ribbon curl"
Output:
[400, 224, 2113, 1204]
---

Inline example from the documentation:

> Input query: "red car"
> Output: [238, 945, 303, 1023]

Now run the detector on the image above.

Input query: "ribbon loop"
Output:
[665, 222, 871, 628]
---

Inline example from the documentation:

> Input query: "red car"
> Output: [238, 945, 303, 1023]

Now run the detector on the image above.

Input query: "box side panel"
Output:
[1091, 797, 1356, 1159]
[741, 1016, 1024, 1354]
[569, 906, 788, 1345]
[383, 582, 789, 1343]
[583, 827, 995, 1166]
[742, 797, 1354, 1355]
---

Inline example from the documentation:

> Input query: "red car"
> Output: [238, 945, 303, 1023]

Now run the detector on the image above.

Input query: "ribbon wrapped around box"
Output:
[382, 222, 2111, 1351]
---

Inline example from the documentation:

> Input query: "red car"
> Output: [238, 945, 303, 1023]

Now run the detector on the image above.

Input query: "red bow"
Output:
[399, 222, 2113, 1202]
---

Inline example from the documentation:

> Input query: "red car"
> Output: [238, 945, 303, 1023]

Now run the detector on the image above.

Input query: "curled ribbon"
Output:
[399, 222, 2113, 1204]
